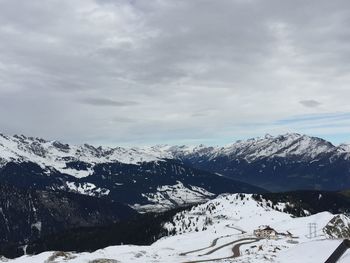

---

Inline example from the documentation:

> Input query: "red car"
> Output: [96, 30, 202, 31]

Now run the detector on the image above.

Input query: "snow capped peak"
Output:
[339, 143, 350, 152]
[0, 132, 348, 179]
[264, 133, 273, 139]
[172, 133, 338, 162]
[0, 133, 171, 178]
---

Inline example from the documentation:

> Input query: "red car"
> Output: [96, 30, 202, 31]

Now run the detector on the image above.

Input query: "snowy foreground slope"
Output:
[6, 194, 350, 263]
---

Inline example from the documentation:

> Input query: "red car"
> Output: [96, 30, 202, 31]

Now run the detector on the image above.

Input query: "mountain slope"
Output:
[166, 133, 350, 191]
[165, 133, 340, 161]
[253, 191, 350, 216]
[3, 206, 191, 259]
[0, 134, 171, 178]
[1, 132, 350, 200]
[0, 133, 266, 253]
[0, 159, 264, 212]
[5, 193, 350, 263]
[0, 183, 137, 253]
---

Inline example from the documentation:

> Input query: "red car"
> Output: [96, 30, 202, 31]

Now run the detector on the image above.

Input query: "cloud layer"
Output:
[1, 0, 350, 145]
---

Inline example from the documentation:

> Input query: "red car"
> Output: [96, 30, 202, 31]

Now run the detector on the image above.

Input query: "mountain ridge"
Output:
[0, 132, 349, 173]
[1, 132, 350, 193]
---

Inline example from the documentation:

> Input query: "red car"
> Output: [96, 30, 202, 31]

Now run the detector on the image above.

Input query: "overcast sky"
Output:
[0, 0, 350, 146]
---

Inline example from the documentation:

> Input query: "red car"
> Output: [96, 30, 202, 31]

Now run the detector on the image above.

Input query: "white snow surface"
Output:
[65, 182, 110, 197]
[5, 193, 350, 263]
[133, 181, 215, 212]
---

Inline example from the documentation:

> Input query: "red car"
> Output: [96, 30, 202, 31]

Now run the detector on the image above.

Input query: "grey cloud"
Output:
[112, 116, 136, 123]
[299, 100, 322, 108]
[0, 0, 350, 145]
[81, 98, 138, 107]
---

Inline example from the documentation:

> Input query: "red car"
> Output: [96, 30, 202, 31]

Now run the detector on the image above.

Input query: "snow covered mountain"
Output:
[0, 133, 265, 210]
[168, 133, 350, 191]
[0, 133, 268, 251]
[0, 133, 171, 178]
[6, 193, 350, 262]
[1, 133, 349, 178]
[169, 133, 348, 161]
[1, 132, 350, 202]
[0, 159, 262, 213]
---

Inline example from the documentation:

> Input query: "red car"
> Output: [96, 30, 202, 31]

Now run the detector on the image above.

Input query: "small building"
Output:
[254, 226, 278, 239]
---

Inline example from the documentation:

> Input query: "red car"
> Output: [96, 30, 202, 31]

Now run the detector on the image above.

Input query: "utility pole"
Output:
[307, 223, 317, 238]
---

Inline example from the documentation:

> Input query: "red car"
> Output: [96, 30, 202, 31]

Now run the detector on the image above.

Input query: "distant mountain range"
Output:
[172, 133, 350, 191]
[1, 132, 350, 193]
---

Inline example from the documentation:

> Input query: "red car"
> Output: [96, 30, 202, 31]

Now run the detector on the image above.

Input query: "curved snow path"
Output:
[232, 239, 260, 257]
[225, 224, 246, 234]
[200, 237, 256, 256]
[179, 234, 233, 256]
[180, 224, 244, 256]
[183, 238, 261, 263]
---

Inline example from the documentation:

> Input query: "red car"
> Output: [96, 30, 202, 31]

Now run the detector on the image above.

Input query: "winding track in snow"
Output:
[200, 237, 257, 256]
[179, 224, 245, 256]
[182, 238, 261, 263]
[179, 234, 233, 256]
[224, 224, 246, 234]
